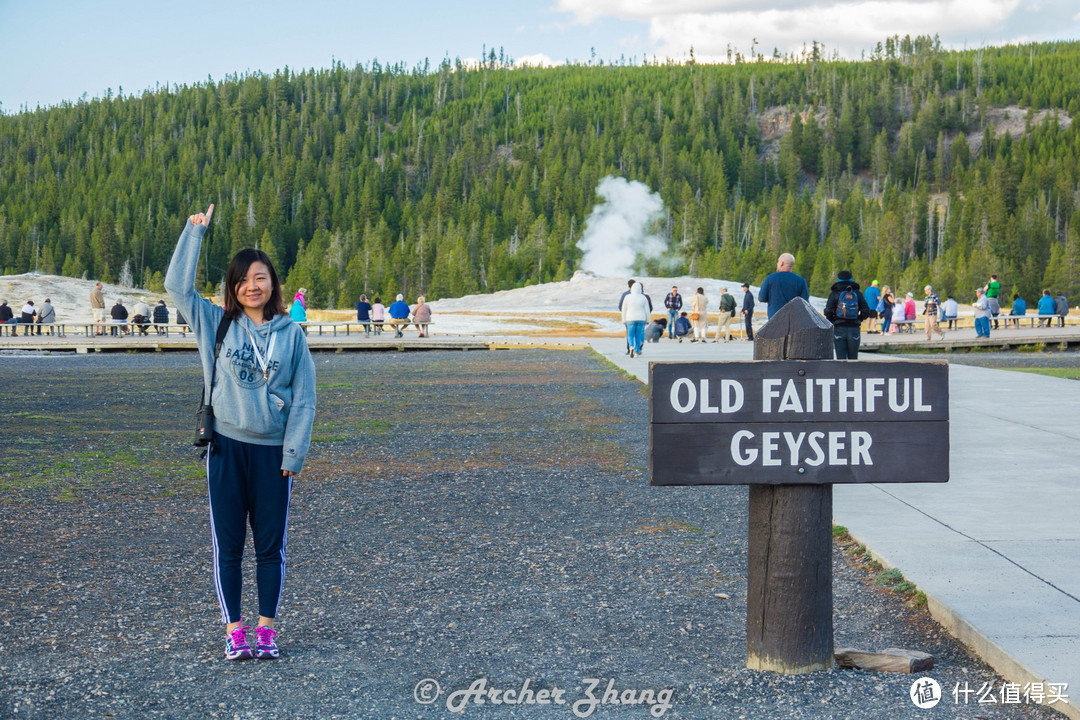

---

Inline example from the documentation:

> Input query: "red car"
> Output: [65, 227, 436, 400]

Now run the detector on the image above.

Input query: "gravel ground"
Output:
[0, 350, 1067, 720]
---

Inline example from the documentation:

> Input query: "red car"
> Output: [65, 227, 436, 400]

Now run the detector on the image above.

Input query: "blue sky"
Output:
[2, 0, 1079, 113]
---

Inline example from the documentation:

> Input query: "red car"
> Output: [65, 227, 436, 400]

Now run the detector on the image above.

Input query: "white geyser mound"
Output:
[576, 176, 667, 278]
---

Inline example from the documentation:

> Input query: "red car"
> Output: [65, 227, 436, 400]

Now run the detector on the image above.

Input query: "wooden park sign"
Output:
[650, 359, 949, 485]
[648, 298, 949, 673]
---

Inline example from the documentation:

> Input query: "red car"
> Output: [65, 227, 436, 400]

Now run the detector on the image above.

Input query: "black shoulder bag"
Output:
[194, 315, 233, 447]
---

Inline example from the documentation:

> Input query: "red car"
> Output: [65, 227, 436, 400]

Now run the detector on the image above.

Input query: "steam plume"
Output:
[576, 176, 667, 278]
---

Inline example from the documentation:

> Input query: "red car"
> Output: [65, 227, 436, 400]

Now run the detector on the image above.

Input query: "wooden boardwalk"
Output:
[0, 333, 494, 353]
[3, 320, 1079, 354]
[860, 323, 1080, 352]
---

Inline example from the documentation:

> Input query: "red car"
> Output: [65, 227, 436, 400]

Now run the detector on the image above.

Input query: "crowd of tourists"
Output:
[617, 257, 1072, 360]
[2, 283, 435, 340]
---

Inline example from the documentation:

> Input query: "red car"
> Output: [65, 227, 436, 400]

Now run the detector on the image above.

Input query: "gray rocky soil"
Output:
[0, 350, 1066, 719]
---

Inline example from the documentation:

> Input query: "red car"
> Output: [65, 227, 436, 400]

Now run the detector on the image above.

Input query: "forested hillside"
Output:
[3, 35, 1080, 306]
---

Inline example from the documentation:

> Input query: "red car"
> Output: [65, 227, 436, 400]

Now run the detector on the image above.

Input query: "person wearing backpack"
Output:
[713, 287, 738, 342]
[824, 270, 870, 359]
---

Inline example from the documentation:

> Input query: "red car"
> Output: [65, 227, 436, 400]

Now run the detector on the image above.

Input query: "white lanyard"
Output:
[244, 326, 277, 382]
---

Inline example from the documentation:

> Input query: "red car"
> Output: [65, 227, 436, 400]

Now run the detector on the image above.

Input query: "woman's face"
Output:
[235, 261, 273, 313]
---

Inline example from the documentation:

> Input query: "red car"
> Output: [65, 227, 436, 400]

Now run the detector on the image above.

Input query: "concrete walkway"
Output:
[588, 334, 1080, 720]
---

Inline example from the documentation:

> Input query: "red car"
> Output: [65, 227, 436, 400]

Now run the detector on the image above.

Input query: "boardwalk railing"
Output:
[1, 322, 196, 338]
[1, 320, 433, 338]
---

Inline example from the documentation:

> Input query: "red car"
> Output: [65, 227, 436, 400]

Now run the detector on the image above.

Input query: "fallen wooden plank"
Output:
[835, 647, 935, 673]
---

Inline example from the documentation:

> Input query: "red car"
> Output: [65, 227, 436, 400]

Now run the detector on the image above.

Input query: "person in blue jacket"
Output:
[673, 311, 692, 342]
[1038, 289, 1057, 327]
[166, 204, 316, 662]
[758, 253, 810, 319]
[289, 288, 307, 323]
[388, 293, 411, 337]
[863, 280, 881, 334]
[1006, 294, 1026, 328]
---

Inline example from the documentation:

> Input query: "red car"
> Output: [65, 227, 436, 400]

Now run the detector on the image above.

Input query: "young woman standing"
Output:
[690, 287, 708, 343]
[166, 205, 316, 661]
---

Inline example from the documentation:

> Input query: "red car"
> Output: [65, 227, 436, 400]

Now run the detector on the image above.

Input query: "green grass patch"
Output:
[311, 418, 391, 443]
[8, 411, 66, 421]
[639, 519, 705, 534]
[353, 419, 391, 435]
[874, 567, 905, 587]
[1002, 367, 1080, 380]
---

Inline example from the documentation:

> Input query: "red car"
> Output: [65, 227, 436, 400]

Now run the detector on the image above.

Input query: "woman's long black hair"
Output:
[222, 248, 286, 321]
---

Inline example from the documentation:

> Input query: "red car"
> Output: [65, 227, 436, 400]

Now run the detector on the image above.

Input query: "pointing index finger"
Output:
[204, 203, 214, 224]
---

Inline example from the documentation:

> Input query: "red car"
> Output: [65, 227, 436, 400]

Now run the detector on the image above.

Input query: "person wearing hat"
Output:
[132, 297, 152, 336]
[289, 288, 308, 325]
[824, 270, 870, 359]
[740, 283, 755, 341]
[923, 285, 945, 341]
[153, 299, 170, 334]
[974, 288, 992, 337]
[864, 279, 881, 334]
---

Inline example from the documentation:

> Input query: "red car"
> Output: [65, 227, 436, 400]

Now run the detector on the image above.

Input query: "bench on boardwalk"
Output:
[2, 322, 193, 338]
[301, 320, 434, 337]
[998, 314, 1068, 328]
[888, 319, 920, 333]
[2, 320, 66, 337]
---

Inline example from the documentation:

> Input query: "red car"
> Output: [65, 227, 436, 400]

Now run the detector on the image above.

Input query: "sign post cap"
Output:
[755, 298, 833, 360]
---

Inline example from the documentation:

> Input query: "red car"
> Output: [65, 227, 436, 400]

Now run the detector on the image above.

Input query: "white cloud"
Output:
[554, 0, 1074, 59]
[514, 53, 565, 68]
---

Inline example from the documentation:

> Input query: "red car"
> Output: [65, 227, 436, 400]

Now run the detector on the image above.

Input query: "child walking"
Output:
[166, 204, 316, 661]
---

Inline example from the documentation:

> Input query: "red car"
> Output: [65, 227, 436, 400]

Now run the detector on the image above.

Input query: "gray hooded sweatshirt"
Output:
[165, 221, 316, 473]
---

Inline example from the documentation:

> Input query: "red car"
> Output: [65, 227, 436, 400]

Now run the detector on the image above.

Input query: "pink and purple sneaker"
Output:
[224, 622, 253, 661]
[255, 625, 280, 659]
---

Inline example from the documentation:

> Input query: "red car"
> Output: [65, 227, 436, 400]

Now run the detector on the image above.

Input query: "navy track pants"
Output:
[207, 433, 292, 624]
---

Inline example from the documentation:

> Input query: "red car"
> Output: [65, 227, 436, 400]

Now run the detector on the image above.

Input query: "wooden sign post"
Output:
[649, 298, 949, 674]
